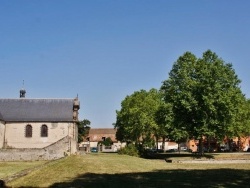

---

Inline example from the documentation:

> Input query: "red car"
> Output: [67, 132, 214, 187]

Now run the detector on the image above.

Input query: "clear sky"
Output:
[0, 1, 249, 128]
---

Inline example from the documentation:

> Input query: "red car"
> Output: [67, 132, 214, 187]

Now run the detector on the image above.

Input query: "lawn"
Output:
[3, 153, 250, 188]
[0, 160, 47, 180]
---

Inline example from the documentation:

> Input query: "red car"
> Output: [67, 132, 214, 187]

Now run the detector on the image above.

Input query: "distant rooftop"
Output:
[89, 128, 117, 135]
[88, 128, 117, 142]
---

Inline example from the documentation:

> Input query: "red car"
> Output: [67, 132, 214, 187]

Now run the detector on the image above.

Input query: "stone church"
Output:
[0, 89, 80, 161]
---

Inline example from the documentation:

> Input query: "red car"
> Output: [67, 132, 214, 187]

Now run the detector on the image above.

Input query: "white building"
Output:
[79, 128, 126, 152]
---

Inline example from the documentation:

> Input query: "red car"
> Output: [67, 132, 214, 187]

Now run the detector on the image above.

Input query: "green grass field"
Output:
[0, 160, 47, 180]
[1, 153, 250, 188]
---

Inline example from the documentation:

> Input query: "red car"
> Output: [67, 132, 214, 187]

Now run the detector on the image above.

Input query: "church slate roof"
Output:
[0, 111, 3, 121]
[0, 99, 75, 122]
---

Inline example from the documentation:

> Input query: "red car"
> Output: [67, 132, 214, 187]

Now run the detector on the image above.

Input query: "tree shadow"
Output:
[144, 153, 214, 160]
[49, 169, 250, 188]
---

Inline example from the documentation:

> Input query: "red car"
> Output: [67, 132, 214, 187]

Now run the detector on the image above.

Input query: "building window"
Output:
[25, 125, 32, 137]
[41, 124, 48, 137]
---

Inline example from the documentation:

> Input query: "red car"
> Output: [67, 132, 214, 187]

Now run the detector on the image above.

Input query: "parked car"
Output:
[90, 147, 98, 153]
[219, 146, 229, 152]
[180, 147, 188, 151]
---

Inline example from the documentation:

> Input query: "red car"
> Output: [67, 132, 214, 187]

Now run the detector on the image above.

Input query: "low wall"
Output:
[0, 136, 72, 161]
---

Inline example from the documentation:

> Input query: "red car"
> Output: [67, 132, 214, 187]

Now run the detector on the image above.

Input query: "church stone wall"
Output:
[0, 121, 5, 148]
[4, 122, 76, 149]
[0, 136, 73, 161]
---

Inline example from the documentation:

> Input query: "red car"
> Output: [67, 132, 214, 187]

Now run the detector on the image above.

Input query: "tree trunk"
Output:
[228, 139, 232, 152]
[178, 142, 180, 154]
[208, 136, 211, 152]
[199, 138, 203, 155]
[156, 135, 159, 151]
[162, 137, 166, 151]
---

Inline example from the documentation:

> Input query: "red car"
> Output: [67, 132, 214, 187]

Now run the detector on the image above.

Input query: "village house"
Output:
[79, 128, 126, 152]
[0, 89, 80, 161]
[80, 128, 182, 153]
[79, 127, 250, 153]
[186, 136, 250, 152]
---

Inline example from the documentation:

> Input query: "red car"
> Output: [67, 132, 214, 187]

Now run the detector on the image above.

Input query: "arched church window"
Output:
[41, 124, 48, 137]
[25, 125, 32, 137]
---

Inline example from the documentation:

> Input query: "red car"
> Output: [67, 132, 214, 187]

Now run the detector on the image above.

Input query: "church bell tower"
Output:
[20, 80, 26, 98]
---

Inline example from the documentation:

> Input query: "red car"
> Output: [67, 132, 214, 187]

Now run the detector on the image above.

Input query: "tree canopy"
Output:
[77, 119, 91, 143]
[114, 89, 162, 147]
[161, 50, 245, 144]
[114, 50, 249, 154]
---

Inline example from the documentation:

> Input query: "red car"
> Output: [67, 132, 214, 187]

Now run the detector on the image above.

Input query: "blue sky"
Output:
[0, 1, 249, 128]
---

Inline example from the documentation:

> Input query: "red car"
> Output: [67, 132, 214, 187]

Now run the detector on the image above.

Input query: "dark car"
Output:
[219, 146, 229, 152]
[91, 147, 98, 153]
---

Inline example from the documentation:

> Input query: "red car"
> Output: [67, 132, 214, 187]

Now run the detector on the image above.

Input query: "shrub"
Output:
[98, 137, 113, 146]
[118, 144, 139, 157]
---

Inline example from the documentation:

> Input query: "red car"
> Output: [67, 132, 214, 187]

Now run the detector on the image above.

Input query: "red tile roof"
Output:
[87, 128, 117, 142]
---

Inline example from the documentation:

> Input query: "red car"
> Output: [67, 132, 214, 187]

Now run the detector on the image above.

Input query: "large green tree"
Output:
[114, 89, 162, 148]
[77, 119, 91, 143]
[154, 102, 172, 150]
[233, 98, 250, 150]
[246, 99, 250, 134]
[161, 50, 245, 152]
[155, 102, 188, 151]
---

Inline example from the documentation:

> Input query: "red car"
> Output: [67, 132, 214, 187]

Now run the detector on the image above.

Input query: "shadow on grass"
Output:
[145, 153, 214, 160]
[49, 169, 250, 188]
